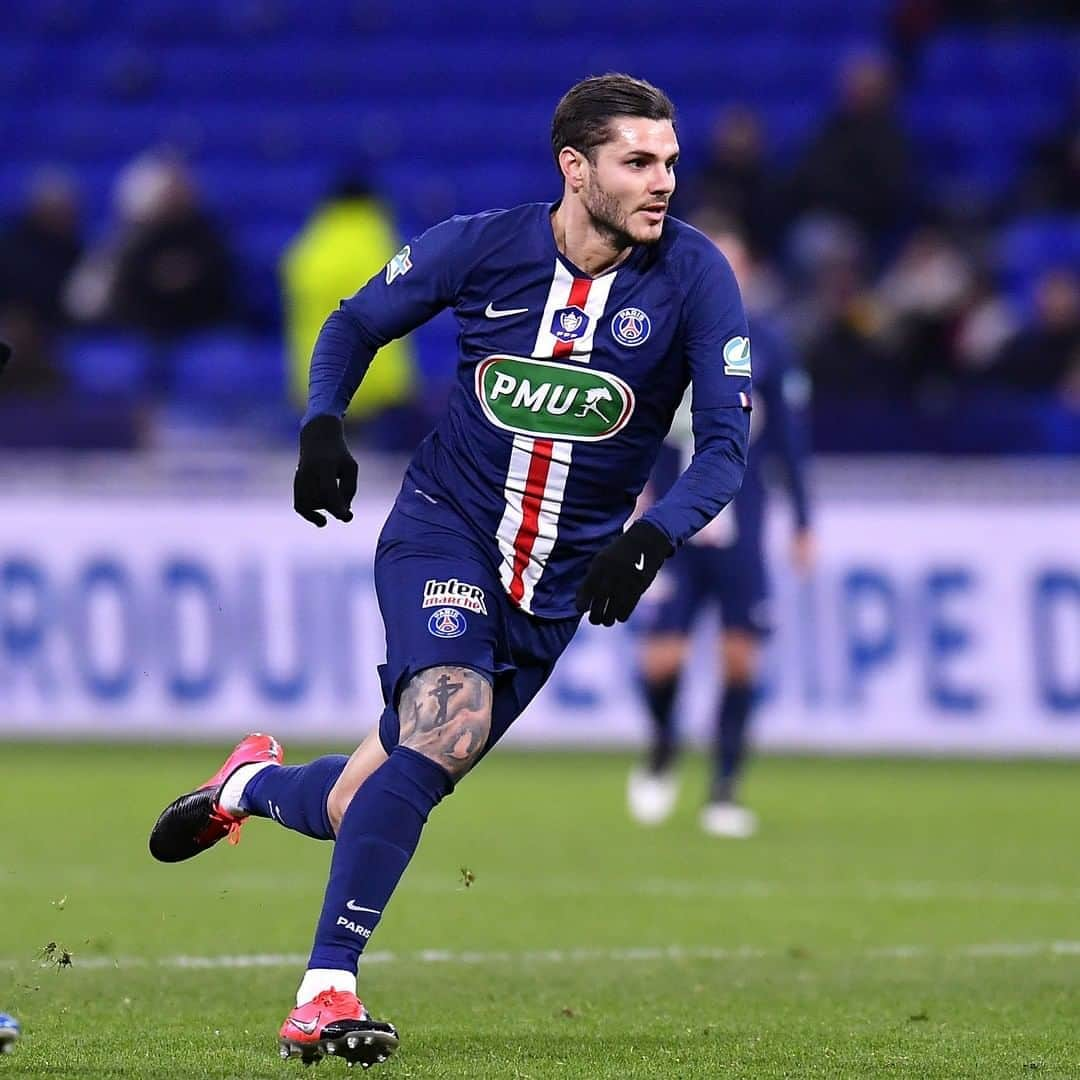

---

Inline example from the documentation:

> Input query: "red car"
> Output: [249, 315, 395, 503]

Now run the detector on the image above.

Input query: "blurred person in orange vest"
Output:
[282, 176, 418, 448]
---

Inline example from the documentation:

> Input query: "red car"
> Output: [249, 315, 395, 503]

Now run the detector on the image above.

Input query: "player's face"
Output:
[584, 117, 678, 247]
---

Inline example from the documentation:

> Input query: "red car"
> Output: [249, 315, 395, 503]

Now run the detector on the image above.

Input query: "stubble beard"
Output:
[583, 179, 659, 250]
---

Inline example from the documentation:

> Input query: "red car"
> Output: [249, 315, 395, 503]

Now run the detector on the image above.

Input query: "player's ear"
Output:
[558, 146, 588, 192]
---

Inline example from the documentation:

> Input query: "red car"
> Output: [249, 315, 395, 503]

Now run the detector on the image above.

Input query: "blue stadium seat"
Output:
[196, 161, 325, 226]
[998, 217, 1080, 293]
[166, 331, 284, 403]
[61, 334, 152, 398]
[919, 31, 1076, 106]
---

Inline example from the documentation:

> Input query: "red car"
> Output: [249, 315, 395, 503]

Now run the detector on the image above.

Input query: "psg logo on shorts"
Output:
[428, 607, 467, 638]
[611, 307, 651, 348]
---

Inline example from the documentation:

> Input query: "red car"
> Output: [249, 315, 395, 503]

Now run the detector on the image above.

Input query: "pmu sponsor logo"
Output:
[423, 577, 488, 614]
[336, 916, 373, 939]
[475, 355, 635, 442]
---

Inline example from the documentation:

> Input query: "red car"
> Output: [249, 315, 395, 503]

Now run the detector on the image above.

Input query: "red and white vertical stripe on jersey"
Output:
[496, 259, 617, 611]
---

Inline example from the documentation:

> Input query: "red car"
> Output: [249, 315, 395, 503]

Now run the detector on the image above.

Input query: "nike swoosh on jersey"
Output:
[485, 302, 529, 319]
[635, 554, 646, 571]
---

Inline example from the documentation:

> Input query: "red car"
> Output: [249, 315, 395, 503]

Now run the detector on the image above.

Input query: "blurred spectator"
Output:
[990, 268, 1080, 398]
[0, 171, 82, 393]
[693, 208, 786, 315]
[788, 53, 913, 244]
[281, 176, 419, 449]
[1017, 97, 1080, 214]
[939, 0, 1080, 22]
[953, 271, 1019, 374]
[690, 107, 781, 255]
[66, 153, 233, 339]
[875, 227, 974, 392]
[789, 222, 897, 398]
[889, 0, 942, 76]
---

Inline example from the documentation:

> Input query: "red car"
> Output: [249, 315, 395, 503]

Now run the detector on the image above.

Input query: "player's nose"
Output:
[649, 164, 675, 194]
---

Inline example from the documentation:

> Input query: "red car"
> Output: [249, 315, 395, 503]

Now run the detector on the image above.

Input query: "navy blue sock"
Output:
[241, 756, 348, 840]
[642, 675, 679, 773]
[711, 684, 754, 803]
[307, 746, 453, 972]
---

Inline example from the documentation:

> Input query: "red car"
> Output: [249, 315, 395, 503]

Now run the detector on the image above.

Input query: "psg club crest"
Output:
[611, 307, 651, 348]
[550, 306, 590, 343]
[428, 607, 467, 639]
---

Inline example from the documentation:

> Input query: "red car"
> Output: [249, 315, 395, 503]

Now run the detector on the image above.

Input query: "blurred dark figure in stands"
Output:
[939, 0, 1080, 22]
[112, 156, 232, 336]
[889, 0, 941, 77]
[991, 268, 1080, 399]
[67, 153, 233, 339]
[952, 270, 1019, 380]
[891, 0, 1079, 69]
[282, 174, 422, 452]
[691, 107, 781, 256]
[789, 53, 912, 246]
[0, 170, 82, 393]
[875, 227, 975, 395]
[1017, 94, 1080, 213]
[789, 219, 898, 399]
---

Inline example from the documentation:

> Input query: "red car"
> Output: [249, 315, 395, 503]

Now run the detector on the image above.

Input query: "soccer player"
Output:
[148, 74, 752, 1069]
[628, 223, 813, 839]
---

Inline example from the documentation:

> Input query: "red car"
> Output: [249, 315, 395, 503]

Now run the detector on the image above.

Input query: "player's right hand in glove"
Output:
[293, 415, 358, 527]
[575, 520, 673, 627]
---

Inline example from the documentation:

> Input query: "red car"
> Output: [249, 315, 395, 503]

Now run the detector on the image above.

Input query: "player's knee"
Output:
[396, 665, 493, 780]
[326, 782, 352, 835]
[722, 632, 759, 685]
[641, 635, 688, 683]
[326, 774, 366, 834]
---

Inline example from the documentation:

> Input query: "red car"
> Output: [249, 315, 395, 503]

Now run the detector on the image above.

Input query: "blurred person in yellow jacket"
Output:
[282, 178, 418, 443]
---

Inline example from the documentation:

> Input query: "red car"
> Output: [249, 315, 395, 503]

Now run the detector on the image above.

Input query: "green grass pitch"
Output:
[1, 743, 1078, 1078]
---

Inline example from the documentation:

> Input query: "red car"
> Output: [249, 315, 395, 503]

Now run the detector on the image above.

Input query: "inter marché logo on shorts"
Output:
[475, 355, 635, 442]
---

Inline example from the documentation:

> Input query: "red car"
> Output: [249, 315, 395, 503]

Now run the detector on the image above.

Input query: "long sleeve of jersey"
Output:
[642, 251, 751, 548]
[302, 215, 479, 423]
[757, 326, 812, 529]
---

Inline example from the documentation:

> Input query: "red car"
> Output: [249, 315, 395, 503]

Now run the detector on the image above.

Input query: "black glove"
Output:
[293, 415, 358, 527]
[575, 520, 673, 627]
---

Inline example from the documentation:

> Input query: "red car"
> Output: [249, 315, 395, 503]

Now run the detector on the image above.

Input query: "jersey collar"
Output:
[542, 200, 648, 280]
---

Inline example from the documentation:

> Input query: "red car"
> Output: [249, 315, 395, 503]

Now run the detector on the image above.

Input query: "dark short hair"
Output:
[551, 74, 675, 169]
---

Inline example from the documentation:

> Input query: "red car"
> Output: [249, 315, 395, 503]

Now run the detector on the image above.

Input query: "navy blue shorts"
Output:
[373, 495, 580, 757]
[636, 541, 771, 638]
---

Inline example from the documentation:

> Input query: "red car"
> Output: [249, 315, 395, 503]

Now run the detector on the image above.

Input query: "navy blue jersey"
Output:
[653, 311, 810, 550]
[305, 202, 751, 617]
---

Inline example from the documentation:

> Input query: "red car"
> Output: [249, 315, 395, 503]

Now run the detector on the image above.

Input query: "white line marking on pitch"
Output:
[28, 940, 1080, 972]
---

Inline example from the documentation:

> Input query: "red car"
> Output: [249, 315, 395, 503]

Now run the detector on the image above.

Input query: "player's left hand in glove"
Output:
[575, 520, 673, 627]
[293, 415, 358, 527]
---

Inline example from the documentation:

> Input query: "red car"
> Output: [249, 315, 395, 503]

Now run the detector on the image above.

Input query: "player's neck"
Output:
[551, 201, 633, 277]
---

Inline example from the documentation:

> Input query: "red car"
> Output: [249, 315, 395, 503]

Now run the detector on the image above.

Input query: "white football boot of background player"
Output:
[626, 768, 679, 826]
[700, 802, 757, 838]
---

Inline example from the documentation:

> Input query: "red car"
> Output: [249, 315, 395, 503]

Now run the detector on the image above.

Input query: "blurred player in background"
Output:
[628, 222, 813, 838]
[148, 74, 752, 1069]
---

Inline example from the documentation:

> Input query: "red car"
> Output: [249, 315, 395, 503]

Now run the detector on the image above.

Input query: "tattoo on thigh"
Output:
[398, 666, 492, 775]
